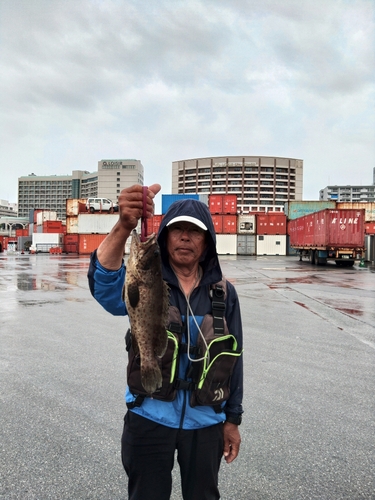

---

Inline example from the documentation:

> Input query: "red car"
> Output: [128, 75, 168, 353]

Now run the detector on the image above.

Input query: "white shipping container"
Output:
[237, 215, 256, 234]
[36, 211, 58, 225]
[32, 233, 63, 245]
[256, 235, 286, 256]
[216, 234, 237, 255]
[77, 214, 119, 234]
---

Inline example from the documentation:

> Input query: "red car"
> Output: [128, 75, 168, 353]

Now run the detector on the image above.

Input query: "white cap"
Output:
[166, 215, 207, 231]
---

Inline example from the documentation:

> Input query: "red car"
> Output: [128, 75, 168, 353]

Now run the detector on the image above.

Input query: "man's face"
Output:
[166, 222, 207, 268]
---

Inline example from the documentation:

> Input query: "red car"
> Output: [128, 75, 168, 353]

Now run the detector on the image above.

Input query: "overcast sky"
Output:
[0, 0, 374, 207]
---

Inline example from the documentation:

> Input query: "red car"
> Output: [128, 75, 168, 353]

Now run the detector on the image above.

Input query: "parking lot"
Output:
[1, 253, 374, 499]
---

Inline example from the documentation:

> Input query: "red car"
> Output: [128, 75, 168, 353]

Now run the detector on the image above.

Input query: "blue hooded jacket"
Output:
[88, 198, 243, 429]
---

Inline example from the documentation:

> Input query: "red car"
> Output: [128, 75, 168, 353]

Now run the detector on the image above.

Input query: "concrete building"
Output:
[97, 159, 144, 200]
[172, 156, 303, 213]
[0, 200, 18, 217]
[319, 169, 375, 202]
[18, 160, 144, 220]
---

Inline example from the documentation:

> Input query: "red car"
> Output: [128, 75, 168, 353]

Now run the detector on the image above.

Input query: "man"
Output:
[88, 184, 243, 500]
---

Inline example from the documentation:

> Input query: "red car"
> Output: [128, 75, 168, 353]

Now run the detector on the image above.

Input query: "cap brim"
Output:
[166, 215, 207, 231]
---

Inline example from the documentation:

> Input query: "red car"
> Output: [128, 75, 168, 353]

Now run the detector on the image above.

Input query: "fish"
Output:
[124, 230, 169, 394]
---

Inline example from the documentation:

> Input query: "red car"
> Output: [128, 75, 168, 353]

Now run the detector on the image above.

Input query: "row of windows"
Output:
[184, 166, 296, 174]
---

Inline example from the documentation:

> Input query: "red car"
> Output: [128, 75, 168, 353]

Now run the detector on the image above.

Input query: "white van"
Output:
[86, 198, 118, 213]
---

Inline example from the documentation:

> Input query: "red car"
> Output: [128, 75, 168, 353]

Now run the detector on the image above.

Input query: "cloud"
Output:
[0, 0, 374, 204]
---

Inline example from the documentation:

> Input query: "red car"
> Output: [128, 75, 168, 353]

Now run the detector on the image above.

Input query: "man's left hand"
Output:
[223, 422, 241, 463]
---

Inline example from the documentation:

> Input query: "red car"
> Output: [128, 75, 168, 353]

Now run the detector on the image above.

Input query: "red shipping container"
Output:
[289, 209, 365, 248]
[222, 195, 237, 214]
[365, 222, 375, 234]
[209, 195, 223, 214]
[211, 215, 223, 233]
[43, 222, 63, 233]
[33, 209, 42, 224]
[256, 213, 287, 235]
[63, 234, 79, 253]
[222, 215, 237, 234]
[78, 234, 107, 254]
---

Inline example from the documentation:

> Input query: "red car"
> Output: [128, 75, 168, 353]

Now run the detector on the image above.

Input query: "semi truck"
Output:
[288, 209, 365, 266]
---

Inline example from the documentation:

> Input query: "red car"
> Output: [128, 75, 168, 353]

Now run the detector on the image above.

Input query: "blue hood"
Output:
[157, 198, 222, 286]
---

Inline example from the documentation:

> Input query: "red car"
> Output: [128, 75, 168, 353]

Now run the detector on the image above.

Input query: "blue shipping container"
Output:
[162, 194, 200, 214]
[284, 201, 336, 220]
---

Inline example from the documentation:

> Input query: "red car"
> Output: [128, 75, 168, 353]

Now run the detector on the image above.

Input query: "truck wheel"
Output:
[90, 207, 95, 213]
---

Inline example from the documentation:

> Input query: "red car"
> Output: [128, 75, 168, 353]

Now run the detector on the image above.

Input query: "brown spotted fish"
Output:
[124, 230, 169, 394]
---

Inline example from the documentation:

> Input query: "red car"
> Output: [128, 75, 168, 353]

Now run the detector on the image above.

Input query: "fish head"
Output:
[128, 230, 162, 277]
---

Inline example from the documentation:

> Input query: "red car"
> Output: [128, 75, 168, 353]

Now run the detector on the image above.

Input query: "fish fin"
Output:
[141, 360, 163, 394]
[154, 329, 168, 358]
[127, 282, 140, 308]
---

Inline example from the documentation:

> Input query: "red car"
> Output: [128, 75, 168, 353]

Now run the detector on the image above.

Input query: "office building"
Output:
[172, 156, 303, 213]
[18, 160, 144, 220]
[97, 159, 144, 200]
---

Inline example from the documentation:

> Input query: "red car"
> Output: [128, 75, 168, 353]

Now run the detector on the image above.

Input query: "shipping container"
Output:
[66, 198, 88, 216]
[78, 234, 107, 254]
[237, 215, 256, 234]
[365, 222, 375, 234]
[42, 221, 63, 233]
[237, 234, 256, 255]
[162, 194, 199, 215]
[76, 214, 118, 234]
[211, 215, 223, 234]
[0, 236, 8, 251]
[288, 209, 365, 266]
[222, 195, 237, 214]
[31, 233, 63, 253]
[209, 195, 223, 214]
[16, 229, 29, 237]
[216, 234, 237, 255]
[336, 202, 375, 222]
[256, 213, 287, 235]
[257, 235, 286, 256]
[198, 194, 209, 206]
[284, 201, 336, 220]
[66, 216, 78, 234]
[147, 215, 163, 235]
[36, 211, 58, 225]
[63, 234, 79, 253]
[222, 215, 237, 234]
[33, 209, 42, 224]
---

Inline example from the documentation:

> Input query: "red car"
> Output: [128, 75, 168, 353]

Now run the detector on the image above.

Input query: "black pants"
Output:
[121, 411, 224, 500]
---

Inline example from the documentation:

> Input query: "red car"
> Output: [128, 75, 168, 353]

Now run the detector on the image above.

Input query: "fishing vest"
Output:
[125, 280, 243, 412]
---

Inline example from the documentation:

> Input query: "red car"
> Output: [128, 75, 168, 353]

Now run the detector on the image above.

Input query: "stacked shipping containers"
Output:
[209, 195, 238, 254]
[64, 199, 116, 254]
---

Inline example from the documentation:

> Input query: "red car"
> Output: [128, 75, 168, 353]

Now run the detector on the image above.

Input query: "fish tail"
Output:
[141, 359, 163, 394]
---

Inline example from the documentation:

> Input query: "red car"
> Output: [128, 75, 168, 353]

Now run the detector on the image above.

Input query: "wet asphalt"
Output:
[1, 253, 374, 500]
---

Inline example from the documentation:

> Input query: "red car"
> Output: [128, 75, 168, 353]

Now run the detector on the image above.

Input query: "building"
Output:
[0, 200, 18, 217]
[319, 169, 375, 202]
[97, 159, 144, 200]
[172, 156, 303, 213]
[18, 160, 144, 220]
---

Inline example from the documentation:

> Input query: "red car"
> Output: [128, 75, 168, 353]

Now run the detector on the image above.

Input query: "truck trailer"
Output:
[288, 209, 365, 266]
